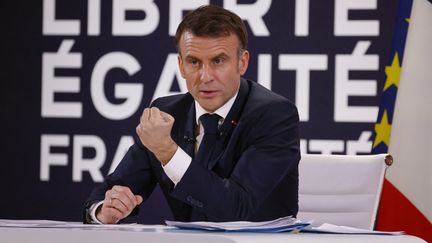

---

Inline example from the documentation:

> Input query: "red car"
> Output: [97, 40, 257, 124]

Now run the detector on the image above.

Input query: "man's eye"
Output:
[190, 59, 198, 65]
[214, 58, 224, 65]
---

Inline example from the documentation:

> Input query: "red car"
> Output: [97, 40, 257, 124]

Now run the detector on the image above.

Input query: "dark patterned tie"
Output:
[195, 113, 221, 168]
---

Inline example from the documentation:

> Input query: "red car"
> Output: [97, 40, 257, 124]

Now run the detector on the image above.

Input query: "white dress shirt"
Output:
[90, 92, 238, 223]
[162, 92, 238, 185]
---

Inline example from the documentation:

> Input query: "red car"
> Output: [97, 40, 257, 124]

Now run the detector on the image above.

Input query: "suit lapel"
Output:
[169, 79, 250, 170]
[207, 78, 250, 169]
[174, 99, 196, 158]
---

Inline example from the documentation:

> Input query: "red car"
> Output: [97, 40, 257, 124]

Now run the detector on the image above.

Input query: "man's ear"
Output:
[238, 50, 250, 75]
[178, 55, 185, 78]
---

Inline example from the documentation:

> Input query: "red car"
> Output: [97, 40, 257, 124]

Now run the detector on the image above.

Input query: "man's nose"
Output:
[199, 64, 213, 83]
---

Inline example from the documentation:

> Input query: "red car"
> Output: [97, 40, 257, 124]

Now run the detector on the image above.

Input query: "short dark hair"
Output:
[174, 5, 248, 53]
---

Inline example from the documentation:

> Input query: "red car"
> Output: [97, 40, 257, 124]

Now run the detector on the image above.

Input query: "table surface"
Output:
[0, 223, 426, 243]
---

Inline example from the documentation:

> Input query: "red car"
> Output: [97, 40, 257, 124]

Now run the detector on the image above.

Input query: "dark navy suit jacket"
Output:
[84, 78, 300, 222]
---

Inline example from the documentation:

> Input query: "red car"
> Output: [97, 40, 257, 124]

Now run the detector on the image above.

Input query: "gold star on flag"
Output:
[384, 53, 401, 91]
[373, 110, 391, 147]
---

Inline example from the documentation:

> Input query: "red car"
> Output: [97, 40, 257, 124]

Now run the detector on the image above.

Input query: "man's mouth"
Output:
[200, 90, 218, 97]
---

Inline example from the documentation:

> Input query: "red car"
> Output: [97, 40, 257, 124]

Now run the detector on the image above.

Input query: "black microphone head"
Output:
[183, 135, 196, 143]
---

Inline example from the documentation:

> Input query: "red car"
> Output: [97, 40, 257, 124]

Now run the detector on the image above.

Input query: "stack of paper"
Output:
[165, 215, 309, 232]
[0, 219, 171, 232]
[301, 223, 404, 235]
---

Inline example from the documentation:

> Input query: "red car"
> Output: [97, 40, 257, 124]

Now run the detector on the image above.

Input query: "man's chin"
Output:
[198, 101, 221, 113]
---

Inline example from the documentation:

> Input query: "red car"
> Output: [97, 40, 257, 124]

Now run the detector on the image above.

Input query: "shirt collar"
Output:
[195, 91, 239, 125]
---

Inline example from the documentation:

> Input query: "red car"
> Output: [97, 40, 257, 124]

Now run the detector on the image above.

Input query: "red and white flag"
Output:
[373, 0, 432, 241]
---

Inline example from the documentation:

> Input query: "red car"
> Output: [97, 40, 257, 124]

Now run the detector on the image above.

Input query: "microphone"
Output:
[183, 135, 196, 143]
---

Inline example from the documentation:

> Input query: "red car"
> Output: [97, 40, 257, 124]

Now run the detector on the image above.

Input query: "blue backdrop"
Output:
[1, 0, 397, 223]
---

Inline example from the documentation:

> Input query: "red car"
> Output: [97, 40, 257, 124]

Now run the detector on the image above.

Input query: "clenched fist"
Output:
[136, 107, 178, 165]
[96, 185, 143, 224]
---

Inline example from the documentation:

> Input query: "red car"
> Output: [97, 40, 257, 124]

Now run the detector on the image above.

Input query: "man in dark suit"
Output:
[84, 5, 300, 224]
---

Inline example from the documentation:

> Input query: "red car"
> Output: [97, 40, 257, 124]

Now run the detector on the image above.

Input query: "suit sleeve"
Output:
[83, 137, 158, 222]
[170, 99, 300, 221]
[84, 98, 169, 214]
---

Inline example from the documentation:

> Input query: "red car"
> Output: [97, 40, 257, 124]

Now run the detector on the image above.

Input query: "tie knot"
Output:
[200, 114, 220, 134]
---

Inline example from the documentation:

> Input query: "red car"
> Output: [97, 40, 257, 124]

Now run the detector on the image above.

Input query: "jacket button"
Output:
[186, 195, 203, 208]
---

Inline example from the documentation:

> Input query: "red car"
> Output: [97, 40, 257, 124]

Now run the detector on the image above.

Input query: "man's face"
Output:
[178, 31, 249, 112]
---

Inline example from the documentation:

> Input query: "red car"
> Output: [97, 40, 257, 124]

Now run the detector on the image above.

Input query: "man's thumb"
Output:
[160, 111, 175, 123]
[135, 195, 144, 205]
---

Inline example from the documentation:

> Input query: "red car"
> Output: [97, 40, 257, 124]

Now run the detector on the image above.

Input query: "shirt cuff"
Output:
[162, 146, 191, 185]
[89, 201, 104, 224]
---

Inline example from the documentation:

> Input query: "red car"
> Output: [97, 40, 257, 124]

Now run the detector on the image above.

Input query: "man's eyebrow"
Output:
[184, 54, 199, 60]
[213, 53, 229, 59]
[183, 52, 229, 61]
